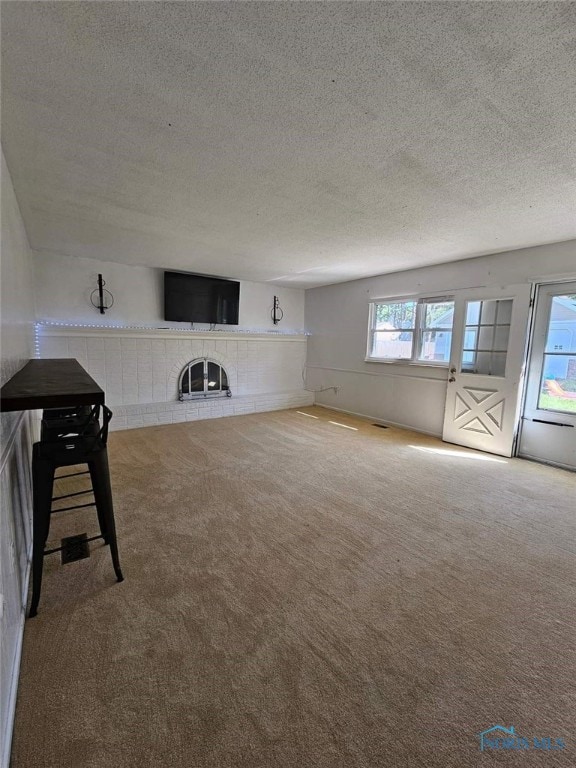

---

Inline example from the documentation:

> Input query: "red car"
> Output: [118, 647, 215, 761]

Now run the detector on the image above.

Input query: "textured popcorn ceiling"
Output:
[2, 2, 575, 287]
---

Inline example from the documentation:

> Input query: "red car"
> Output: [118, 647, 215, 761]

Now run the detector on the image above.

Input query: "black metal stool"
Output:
[30, 404, 124, 617]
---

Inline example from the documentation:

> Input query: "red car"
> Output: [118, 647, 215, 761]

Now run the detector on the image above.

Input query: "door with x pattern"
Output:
[442, 284, 531, 457]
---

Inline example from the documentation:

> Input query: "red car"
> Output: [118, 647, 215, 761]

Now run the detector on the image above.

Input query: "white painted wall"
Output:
[33, 251, 305, 332]
[33, 251, 311, 431]
[0, 150, 36, 768]
[305, 240, 576, 436]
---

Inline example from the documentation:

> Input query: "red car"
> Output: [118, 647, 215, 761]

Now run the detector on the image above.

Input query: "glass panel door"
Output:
[442, 284, 531, 457]
[538, 294, 576, 414]
[519, 282, 576, 470]
[189, 362, 204, 393]
[206, 362, 221, 392]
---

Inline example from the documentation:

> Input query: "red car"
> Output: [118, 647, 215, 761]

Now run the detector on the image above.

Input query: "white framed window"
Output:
[367, 297, 454, 364]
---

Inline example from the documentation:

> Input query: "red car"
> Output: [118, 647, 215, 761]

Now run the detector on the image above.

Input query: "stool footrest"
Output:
[52, 488, 93, 501]
[50, 501, 96, 514]
[54, 470, 90, 480]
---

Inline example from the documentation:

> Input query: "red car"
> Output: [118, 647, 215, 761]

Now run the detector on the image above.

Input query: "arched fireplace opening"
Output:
[178, 358, 232, 401]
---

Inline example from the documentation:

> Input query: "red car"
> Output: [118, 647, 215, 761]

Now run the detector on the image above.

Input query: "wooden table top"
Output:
[0, 359, 105, 412]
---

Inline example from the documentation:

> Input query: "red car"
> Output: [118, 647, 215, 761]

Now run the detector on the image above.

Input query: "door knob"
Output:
[449, 376, 456, 383]
[450, 367, 457, 374]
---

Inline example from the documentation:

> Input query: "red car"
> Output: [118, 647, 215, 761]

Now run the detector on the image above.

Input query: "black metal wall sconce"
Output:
[90, 274, 114, 314]
[272, 295, 283, 325]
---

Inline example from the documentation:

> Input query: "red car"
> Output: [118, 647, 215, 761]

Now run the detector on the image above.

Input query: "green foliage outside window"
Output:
[374, 300, 453, 329]
[374, 301, 416, 329]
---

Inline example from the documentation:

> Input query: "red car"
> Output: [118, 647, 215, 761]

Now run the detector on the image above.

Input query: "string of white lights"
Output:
[35, 321, 309, 335]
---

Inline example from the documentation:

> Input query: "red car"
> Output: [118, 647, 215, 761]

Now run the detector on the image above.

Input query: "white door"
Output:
[442, 284, 531, 457]
[518, 282, 576, 471]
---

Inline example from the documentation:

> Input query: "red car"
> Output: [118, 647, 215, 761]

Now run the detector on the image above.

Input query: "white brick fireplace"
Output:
[36, 325, 313, 430]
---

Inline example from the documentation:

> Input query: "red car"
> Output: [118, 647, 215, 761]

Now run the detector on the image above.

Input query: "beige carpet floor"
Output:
[10, 406, 576, 767]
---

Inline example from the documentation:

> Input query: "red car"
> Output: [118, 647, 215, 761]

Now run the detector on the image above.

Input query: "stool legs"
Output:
[90, 458, 110, 545]
[30, 456, 55, 618]
[90, 450, 124, 583]
[30, 449, 123, 616]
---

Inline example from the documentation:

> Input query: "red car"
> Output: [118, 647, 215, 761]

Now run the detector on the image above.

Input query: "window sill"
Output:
[364, 357, 449, 369]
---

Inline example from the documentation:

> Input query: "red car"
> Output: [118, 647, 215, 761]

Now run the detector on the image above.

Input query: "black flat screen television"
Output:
[164, 271, 240, 325]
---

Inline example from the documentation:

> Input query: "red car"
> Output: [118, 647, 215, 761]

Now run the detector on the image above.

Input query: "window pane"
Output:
[539, 354, 576, 414]
[466, 301, 481, 325]
[478, 326, 495, 350]
[423, 301, 454, 329]
[493, 325, 510, 352]
[374, 301, 416, 330]
[547, 330, 573, 353]
[480, 300, 498, 325]
[462, 350, 507, 376]
[475, 351, 492, 374]
[545, 295, 576, 353]
[464, 328, 477, 349]
[418, 331, 452, 362]
[496, 300, 513, 324]
[372, 331, 413, 359]
[221, 369, 229, 390]
[491, 352, 507, 377]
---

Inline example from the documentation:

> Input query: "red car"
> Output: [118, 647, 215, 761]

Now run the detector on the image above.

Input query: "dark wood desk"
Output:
[0, 358, 104, 412]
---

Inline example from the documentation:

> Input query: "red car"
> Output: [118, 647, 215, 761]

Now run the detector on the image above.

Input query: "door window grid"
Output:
[461, 299, 512, 376]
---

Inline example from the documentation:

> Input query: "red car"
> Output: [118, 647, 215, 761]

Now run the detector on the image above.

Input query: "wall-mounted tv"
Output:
[164, 271, 240, 325]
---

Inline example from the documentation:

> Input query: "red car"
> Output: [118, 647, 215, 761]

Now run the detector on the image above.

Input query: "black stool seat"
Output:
[30, 404, 123, 617]
[43, 405, 92, 420]
[41, 404, 97, 442]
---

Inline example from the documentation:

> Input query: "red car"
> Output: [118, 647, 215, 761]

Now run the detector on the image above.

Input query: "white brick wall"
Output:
[37, 327, 313, 430]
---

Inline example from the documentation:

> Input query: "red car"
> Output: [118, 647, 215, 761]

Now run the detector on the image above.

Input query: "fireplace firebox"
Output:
[178, 358, 231, 400]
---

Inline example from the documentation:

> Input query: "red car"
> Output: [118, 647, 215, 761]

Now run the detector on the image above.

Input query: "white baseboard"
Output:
[314, 402, 443, 439]
[517, 452, 575, 473]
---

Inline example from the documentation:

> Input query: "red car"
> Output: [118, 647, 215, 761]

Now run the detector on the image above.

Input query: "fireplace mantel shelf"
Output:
[36, 323, 308, 342]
